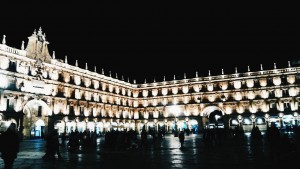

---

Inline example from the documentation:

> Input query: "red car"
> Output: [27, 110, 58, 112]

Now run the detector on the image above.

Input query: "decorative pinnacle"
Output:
[109, 71, 111, 77]
[122, 75, 124, 81]
[33, 29, 36, 36]
[153, 77, 156, 83]
[94, 66, 97, 72]
[127, 77, 130, 83]
[75, 60, 78, 67]
[65, 55, 68, 64]
[195, 71, 198, 78]
[288, 61, 291, 67]
[184, 73, 186, 79]
[101, 68, 104, 74]
[221, 69, 224, 75]
[163, 76, 166, 81]
[144, 78, 147, 83]
[260, 64, 263, 71]
[85, 63, 88, 70]
[134, 79, 136, 84]
[247, 66, 250, 72]
[38, 27, 43, 35]
[2, 35, 6, 45]
[235, 67, 238, 73]
[274, 63, 277, 69]
[173, 75, 176, 80]
[208, 70, 211, 76]
[52, 51, 55, 59]
[115, 73, 118, 79]
[21, 41, 25, 50]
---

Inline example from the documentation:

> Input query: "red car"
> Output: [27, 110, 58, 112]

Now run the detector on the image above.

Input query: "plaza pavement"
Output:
[1, 132, 300, 169]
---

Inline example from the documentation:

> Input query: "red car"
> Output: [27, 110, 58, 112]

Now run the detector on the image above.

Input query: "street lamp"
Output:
[250, 114, 256, 128]
[294, 112, 299, 127]
[265, 114, 270, 128]
[164, 119, 168, 133]
[237, 115, 243, 128]
[278, 112, 284, 129]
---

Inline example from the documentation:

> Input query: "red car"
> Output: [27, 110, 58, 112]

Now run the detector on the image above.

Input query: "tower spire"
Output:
[221, 69, 224, 75]
[247, 66, 250, 72]
[208, 70, 211, 76]
[173, 75, 176, 80]
[65, 55, 68, 64]
[94, 66, 97, 72]
[52, 51, 55, 59]
[85, 63, 88, 70]
[195, 71, 198, 78]
[184, 73, 186, 79]
[274, 63, 277, 69]
[235, 67, 238, 73]
[2, 35, 6, 45]
[260, 64, 263, 71]
[163, 76, 166, 81]
[144, 78, 147, 83]
[122, 75, 124, 81]
[115, 73, 118, 79]
[109, 71, 111, 77]
[127, 77, 130, 83]
[288, 61, 291, 67]
[153, 77, 156, 83]
[101, 68, 104, 74]
[75, 60, 78, 67]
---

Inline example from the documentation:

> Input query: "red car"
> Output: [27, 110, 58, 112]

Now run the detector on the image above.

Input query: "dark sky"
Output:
[1, 3, 300, 83]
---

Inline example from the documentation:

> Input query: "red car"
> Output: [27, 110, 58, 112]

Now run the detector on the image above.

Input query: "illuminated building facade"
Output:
[0, 28, 299, 138]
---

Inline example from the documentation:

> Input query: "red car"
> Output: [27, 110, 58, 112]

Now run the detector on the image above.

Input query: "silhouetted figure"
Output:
[52, 130, 62, 158]
[1, 123, 20, 169]
[266, 122, 280, 163]
[43, 129, 62, 160]
[179, 130, 185, 148]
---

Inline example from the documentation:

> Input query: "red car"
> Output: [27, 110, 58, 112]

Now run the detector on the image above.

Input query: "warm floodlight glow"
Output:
[169, 105, 180, 117]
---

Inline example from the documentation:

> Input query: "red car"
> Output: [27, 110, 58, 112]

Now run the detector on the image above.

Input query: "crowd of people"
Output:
[1, 122, 300, 168]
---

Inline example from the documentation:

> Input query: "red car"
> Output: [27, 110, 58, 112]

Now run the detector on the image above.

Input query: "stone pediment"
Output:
[25, 27, 52, 63]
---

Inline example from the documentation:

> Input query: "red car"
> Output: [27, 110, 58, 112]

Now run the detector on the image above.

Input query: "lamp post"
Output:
[154, 119, 158, 132]
[144, 119, 148, 132]
[237, 115, 243, 129]
[278, 112, 284, 129]
[250, 114, 256, 128]
[265, 114, 270, 128]
[293, 112, 298, 127]
[174, 117, 178, 137]
[164, 119, 168, 133]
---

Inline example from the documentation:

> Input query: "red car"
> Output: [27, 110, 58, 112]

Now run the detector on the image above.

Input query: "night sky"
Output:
[1, 3, 300, 83]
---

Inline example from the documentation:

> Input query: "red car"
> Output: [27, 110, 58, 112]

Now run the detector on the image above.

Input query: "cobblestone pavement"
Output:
[1, 133, 300, 169]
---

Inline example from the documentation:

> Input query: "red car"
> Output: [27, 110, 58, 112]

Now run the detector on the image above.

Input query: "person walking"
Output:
[0, 123, 20, 169]
[178, 130, 185, 148]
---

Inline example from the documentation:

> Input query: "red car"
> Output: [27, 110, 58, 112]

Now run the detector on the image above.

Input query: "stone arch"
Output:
[201, 106, 225, 117]
[200, 106, 225, 128]
[22, 99, 52, 139]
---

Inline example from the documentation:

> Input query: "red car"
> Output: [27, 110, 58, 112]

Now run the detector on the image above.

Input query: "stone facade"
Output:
[0, 28, 299, 138]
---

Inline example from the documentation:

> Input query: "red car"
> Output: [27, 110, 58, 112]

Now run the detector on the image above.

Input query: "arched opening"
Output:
[23, 99, 52, 139]
[32, 119, 45, 138]
[201, 106, 225, 129]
